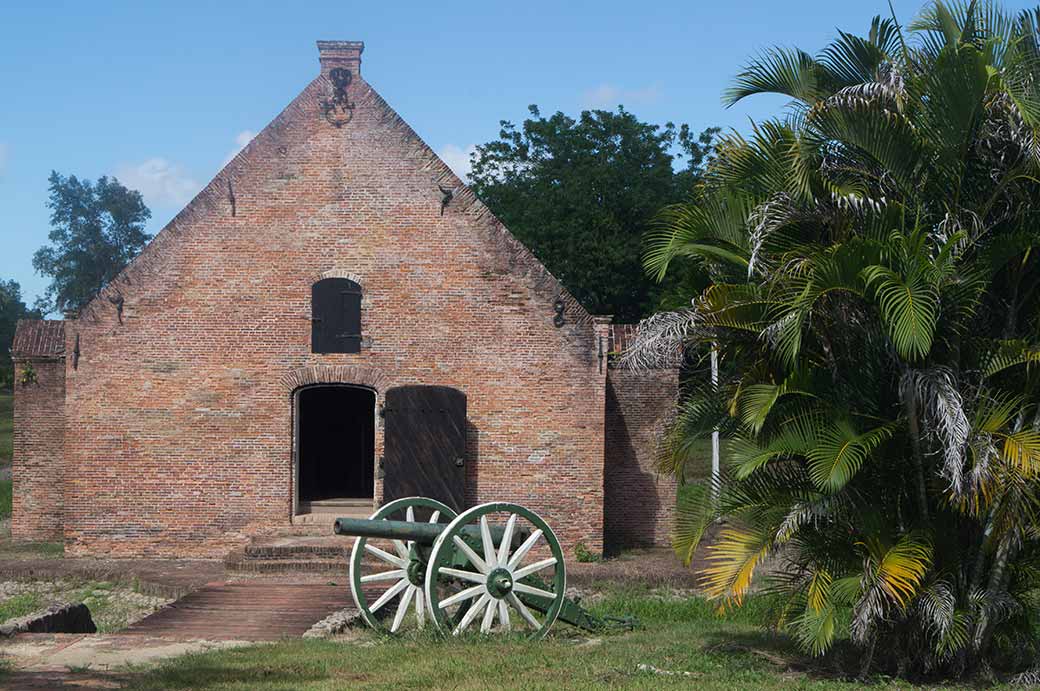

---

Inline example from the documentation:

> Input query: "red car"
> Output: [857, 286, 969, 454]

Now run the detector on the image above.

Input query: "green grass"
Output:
[0, 538, 64, 559]
[0, 579, 164, 633]
[0, 479, 10, 519]
[0, 393, 11, 465]
[121, 589, 994, 690]
[0, 592, 42, 622]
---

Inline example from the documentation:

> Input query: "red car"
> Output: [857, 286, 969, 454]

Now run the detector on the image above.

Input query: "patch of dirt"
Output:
[0, 556, 226, 599]
[1, 632, 251, 675]
[568, 546, 710, 591]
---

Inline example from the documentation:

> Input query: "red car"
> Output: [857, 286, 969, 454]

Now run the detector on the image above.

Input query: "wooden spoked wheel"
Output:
[424, 502, 566, 639]
[349, 496, 456, 633]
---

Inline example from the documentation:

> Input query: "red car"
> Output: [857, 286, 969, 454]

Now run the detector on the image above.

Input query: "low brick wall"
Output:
[11, 356, 66, 541]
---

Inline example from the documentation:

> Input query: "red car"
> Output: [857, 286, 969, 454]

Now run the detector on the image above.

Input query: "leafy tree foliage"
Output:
[626, 1, 1040, 679]
[33, 172, 151, 314]
[469, 106, 717, 321]
[0, 280, 42, 389]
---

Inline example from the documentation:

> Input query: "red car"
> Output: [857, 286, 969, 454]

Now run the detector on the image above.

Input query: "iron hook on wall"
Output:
[322, 68, 355, 127]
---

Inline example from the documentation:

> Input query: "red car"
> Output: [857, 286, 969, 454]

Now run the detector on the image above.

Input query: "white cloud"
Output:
[115, 158, 200, 208]
[438, 144, 477, 181]
[223, 130, 257, 166]
[0, 142, 8, 177]
[581, 83, 662, 109]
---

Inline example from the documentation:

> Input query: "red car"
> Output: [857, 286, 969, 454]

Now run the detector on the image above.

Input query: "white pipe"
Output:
[711, 342, 720, 500]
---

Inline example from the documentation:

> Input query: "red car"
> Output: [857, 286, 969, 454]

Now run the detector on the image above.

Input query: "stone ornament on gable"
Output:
[322, 68, 355, 128]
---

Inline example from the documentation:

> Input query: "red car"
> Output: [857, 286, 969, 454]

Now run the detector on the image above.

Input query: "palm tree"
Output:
[627, 1, 1040, 678]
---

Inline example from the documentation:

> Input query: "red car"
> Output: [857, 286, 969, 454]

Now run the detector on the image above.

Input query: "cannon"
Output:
[335, 496, 622, 638]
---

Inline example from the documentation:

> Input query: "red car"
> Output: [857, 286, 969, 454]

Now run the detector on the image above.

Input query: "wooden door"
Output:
[383, 386, 466, 511]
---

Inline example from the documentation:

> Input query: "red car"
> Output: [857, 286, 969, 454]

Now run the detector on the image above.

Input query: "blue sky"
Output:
[1, 0, 1033, 306]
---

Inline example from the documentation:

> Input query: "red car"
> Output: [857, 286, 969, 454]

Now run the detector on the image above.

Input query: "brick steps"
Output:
[226, 557, 347, 574]
[226, 533, 353, 574]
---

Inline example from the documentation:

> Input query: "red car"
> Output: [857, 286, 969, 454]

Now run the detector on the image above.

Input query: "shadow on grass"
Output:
[700, 628, 809, 671]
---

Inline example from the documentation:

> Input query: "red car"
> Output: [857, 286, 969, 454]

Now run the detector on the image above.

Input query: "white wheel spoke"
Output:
[512, 557, 558, 580]
[390, 584, 416, 633]
[479, 516, 496, 567]
[392, 539, 410, 560]
[497, 514, 517, 566]
[439, 567, 487, 584]
[480, 595, 498, 633]
[506, 592, 541, 630]
[498, 600, 510, 632]
[429, 510, 441, 524]
[415, 587, 425, 629]
[406, 506, 415, 523]
[369, 578, 409, 613]
[360, 569, 406, 583]
[507, 529, 543, 569]
[512, 582, 556, 600]
[365, 543, 407, 568]
[438, 583, 485, 609]
[452, 535, 489, 573]
[454, 593, 491, 634]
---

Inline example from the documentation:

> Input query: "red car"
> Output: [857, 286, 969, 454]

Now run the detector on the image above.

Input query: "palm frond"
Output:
[724, 47, 828, 106]
[863, 264, 940, 361]
[806, 420, 896, 491]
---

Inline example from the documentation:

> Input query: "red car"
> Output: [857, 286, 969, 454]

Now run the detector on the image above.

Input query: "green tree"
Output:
[469, 106, 717, 321]
[33, 172, 151, 314]
[628, 1, 1040, 679]
[0, 280, 42, 389]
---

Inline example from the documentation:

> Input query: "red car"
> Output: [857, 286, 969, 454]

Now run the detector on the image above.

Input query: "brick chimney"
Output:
[317, 40, 364, 78]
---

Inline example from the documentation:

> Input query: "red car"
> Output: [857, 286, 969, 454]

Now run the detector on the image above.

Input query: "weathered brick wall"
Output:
[59, 42, 607, 558]
[11, 357, 66, 541]
[603, 365, 678, 551]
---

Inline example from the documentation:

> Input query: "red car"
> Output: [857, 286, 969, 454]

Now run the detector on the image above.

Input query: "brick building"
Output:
[9, 41, 677, 559]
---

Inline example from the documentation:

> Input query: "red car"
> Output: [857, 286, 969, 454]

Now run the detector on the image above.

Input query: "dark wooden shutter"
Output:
[311, 278, 362, 353]
[383, 386, 467, 511]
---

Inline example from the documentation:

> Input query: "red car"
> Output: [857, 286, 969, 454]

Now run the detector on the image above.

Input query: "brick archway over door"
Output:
[283, 365, 392, 516]
[281, 365, 390, 393]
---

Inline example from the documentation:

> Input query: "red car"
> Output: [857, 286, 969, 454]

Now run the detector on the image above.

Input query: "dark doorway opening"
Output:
[297, 385, 375, 503]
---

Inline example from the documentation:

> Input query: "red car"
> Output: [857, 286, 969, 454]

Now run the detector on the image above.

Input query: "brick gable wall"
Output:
[58, 44, 608, 558]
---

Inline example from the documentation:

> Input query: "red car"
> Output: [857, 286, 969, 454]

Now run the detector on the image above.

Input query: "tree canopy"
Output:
[469, 106, 717, 321]
[33, 172, 151, 314]
[627, 1, 1040, 679]
[0, 279, 42, 389]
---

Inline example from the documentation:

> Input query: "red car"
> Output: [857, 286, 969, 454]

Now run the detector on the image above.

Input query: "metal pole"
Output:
[711, 342, 720, 501]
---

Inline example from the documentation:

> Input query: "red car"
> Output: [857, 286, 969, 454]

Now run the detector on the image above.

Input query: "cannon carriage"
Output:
[335, 496, 617, 638]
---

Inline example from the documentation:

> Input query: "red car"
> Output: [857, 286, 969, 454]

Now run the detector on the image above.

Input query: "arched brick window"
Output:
[312, 278, 362, 353]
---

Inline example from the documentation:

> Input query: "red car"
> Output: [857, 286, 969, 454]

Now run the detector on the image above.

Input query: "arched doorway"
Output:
[295, 385, 375, 510]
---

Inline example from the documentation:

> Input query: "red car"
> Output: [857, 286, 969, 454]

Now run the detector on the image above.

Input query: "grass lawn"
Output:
[0, 392, 11, 466]
[0, 479, 10, 520]
[0, 592, 41, 622]
[122, 588, 992, 690]
[0, 579, 168, 633]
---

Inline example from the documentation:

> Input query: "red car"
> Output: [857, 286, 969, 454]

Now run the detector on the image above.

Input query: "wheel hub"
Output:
[486, 567, 514, 599]
[406, 557, 425, 586]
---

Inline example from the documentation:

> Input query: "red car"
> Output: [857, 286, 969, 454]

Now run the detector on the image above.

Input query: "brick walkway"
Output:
[121, 582, 351, 640]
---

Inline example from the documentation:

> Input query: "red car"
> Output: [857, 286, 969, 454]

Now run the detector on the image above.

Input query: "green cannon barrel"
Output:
[334, 517, 527, 547]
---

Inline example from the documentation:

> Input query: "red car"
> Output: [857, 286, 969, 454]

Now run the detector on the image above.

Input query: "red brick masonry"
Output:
[11, 41, 676, 558]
